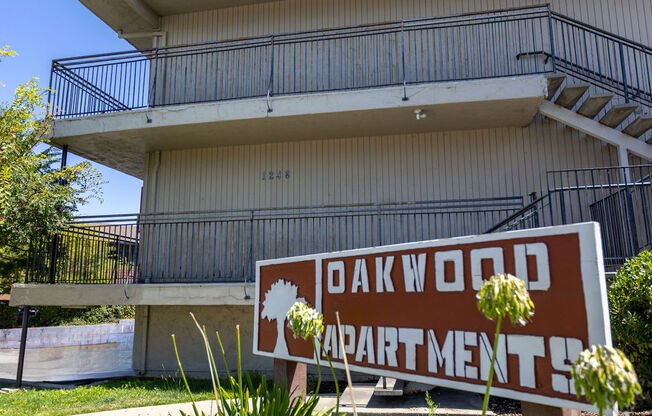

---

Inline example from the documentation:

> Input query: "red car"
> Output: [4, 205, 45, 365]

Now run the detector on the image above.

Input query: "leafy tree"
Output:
[0, 47, 102, 289]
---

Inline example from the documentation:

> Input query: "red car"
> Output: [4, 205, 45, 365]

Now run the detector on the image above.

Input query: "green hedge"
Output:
[0, 304, 135, 329]
[609, 250, 652, 408]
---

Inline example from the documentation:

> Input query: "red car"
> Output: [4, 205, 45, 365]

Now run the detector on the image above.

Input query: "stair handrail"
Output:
[485, 194, 550, 233]
[551, 11, 651, 53]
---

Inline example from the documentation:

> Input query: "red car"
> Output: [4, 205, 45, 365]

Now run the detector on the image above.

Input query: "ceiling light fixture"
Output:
[414, 109, 427, 120]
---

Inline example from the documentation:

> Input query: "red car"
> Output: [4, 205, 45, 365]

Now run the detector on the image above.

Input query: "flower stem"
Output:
[482, 318, 502, 416]
[318, 339, 340, 416]
[312, 337, 322, 395]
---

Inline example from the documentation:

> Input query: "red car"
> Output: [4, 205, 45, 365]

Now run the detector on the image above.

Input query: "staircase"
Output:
[545, 74, 652, 143]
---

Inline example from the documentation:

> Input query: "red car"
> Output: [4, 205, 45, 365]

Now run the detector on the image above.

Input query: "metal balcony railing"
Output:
[26, 197, 525, 284]
[27, 165, 652, 284]
[48, 5, 559, 118]
[47, 5, 652, 119]
[487, 165, 652, 270]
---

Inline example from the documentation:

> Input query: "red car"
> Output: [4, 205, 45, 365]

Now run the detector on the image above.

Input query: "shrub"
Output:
[0, 304, 135, 329]
[608, 250, 652, 407]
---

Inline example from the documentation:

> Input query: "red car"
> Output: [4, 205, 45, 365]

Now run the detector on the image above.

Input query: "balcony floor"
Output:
[50, 75, 547, 178]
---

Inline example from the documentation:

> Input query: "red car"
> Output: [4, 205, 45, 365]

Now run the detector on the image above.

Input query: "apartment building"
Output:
[10, 0, 652, 379]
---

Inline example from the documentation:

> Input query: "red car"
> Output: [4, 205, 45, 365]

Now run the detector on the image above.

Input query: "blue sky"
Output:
[1, 0, 143, 216]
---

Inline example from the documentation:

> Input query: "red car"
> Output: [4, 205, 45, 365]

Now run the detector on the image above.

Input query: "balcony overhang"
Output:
[50, 75, 547, 179]
[80, 0, 277, 49]
[10, 283, 254, 307]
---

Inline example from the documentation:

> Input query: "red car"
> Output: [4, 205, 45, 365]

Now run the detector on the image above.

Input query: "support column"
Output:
[15, 306, 30, 387]
[273, 358, 307, 400]
[618, 144, 631, 182]
[521, 402, 580, 416]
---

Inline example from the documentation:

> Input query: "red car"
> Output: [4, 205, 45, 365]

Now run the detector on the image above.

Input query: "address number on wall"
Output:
[262, 170, 290, 180]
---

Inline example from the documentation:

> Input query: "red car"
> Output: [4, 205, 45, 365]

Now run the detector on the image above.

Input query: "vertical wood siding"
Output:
[137, 120, 619, 281]
[161, 1, 651, 47]
[142, 118, 617, 214]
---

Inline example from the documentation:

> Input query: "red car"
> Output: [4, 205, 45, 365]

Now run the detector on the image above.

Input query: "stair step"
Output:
[600, 104, 638, 128]
[577, 95, 613, 119]
[555, 85, 589, 109]
[546, 75, 566, 100]
[623, 117, 652, 138]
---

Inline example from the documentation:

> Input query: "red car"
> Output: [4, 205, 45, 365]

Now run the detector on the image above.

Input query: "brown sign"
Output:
[253, 223, 609, 411]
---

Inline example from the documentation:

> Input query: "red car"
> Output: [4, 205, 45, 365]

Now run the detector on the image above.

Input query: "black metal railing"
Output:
[27, 219, 139, 284]
[488, 165, 652, 269]
[27, 197, 524, 284]
[48, 5, 556, 118]
[46, 5, 652, 119]
[517, 12, 652, 106]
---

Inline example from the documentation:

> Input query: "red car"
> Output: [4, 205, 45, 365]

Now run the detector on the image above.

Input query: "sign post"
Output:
[254, 223, 609, 413]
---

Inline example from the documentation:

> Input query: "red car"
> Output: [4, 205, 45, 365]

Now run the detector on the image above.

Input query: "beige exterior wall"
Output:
[136, 118, 619, 282]
[142, 117, 617, 214]
[160, 0, 652, 47]
[133, 305, 272, 377]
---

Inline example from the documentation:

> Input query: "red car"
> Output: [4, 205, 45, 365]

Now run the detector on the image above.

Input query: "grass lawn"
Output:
[0, 377, 219, 416]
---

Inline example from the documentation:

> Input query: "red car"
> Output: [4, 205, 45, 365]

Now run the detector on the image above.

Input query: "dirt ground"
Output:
[489, 397, 652, 415]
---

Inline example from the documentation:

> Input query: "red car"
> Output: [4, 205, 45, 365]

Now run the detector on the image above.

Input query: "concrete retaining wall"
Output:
[0, 320, 134, 382]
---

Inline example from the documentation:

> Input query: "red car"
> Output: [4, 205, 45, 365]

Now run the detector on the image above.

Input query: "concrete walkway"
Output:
[76, 385, 491, 416]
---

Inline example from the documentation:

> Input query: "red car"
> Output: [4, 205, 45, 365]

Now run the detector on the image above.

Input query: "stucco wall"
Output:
[133, 305, 273, 377]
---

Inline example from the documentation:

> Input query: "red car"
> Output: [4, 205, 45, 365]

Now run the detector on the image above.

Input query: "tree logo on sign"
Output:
[261, 279, 305, 356]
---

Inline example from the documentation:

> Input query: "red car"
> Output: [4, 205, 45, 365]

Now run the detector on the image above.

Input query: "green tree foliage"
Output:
[0, 47, 102, 289]
[609, 250, 652, 406]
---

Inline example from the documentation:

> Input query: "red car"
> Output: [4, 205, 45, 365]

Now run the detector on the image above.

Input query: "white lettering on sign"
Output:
[507, 334, 546, 388]
[479, 332, 508, 383]
[355, 325, 375, 364]
[399, 328, 424, 371]
[455, 331, 478, 380]
[327, 261, 345, 294]
[352, 259, 370, 293]
[326, 243, 553, 294]
[375, 256, 395, 292]
[377, 326, 398, 367]
[427, 329, 455, 377]
[514, 243, 551, 291]
[435, 250, 464, 292]
[550, 336, 583, 394]
[471, 247, 505, 290]
[402, 253, 427, 292]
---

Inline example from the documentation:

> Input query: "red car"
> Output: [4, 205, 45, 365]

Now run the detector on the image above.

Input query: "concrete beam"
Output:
[51, 75, 547, 178]
[539, 100, 652, 162]
[124, 0, 160, 29]
[9, 283, 255, 307]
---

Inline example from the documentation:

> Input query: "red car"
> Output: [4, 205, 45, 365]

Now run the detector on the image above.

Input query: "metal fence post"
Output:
[618, 41, 630, 103]
[15, 306, 30, 387]
[401, 21, 408, 101]
[150, 49, 159, 108]
[558, 191, 568, 225]
[377, 204, 384, 245]
[529, 192, 540, 228]
[267, 36, 275, 112]
[547, 7, 557, 73]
